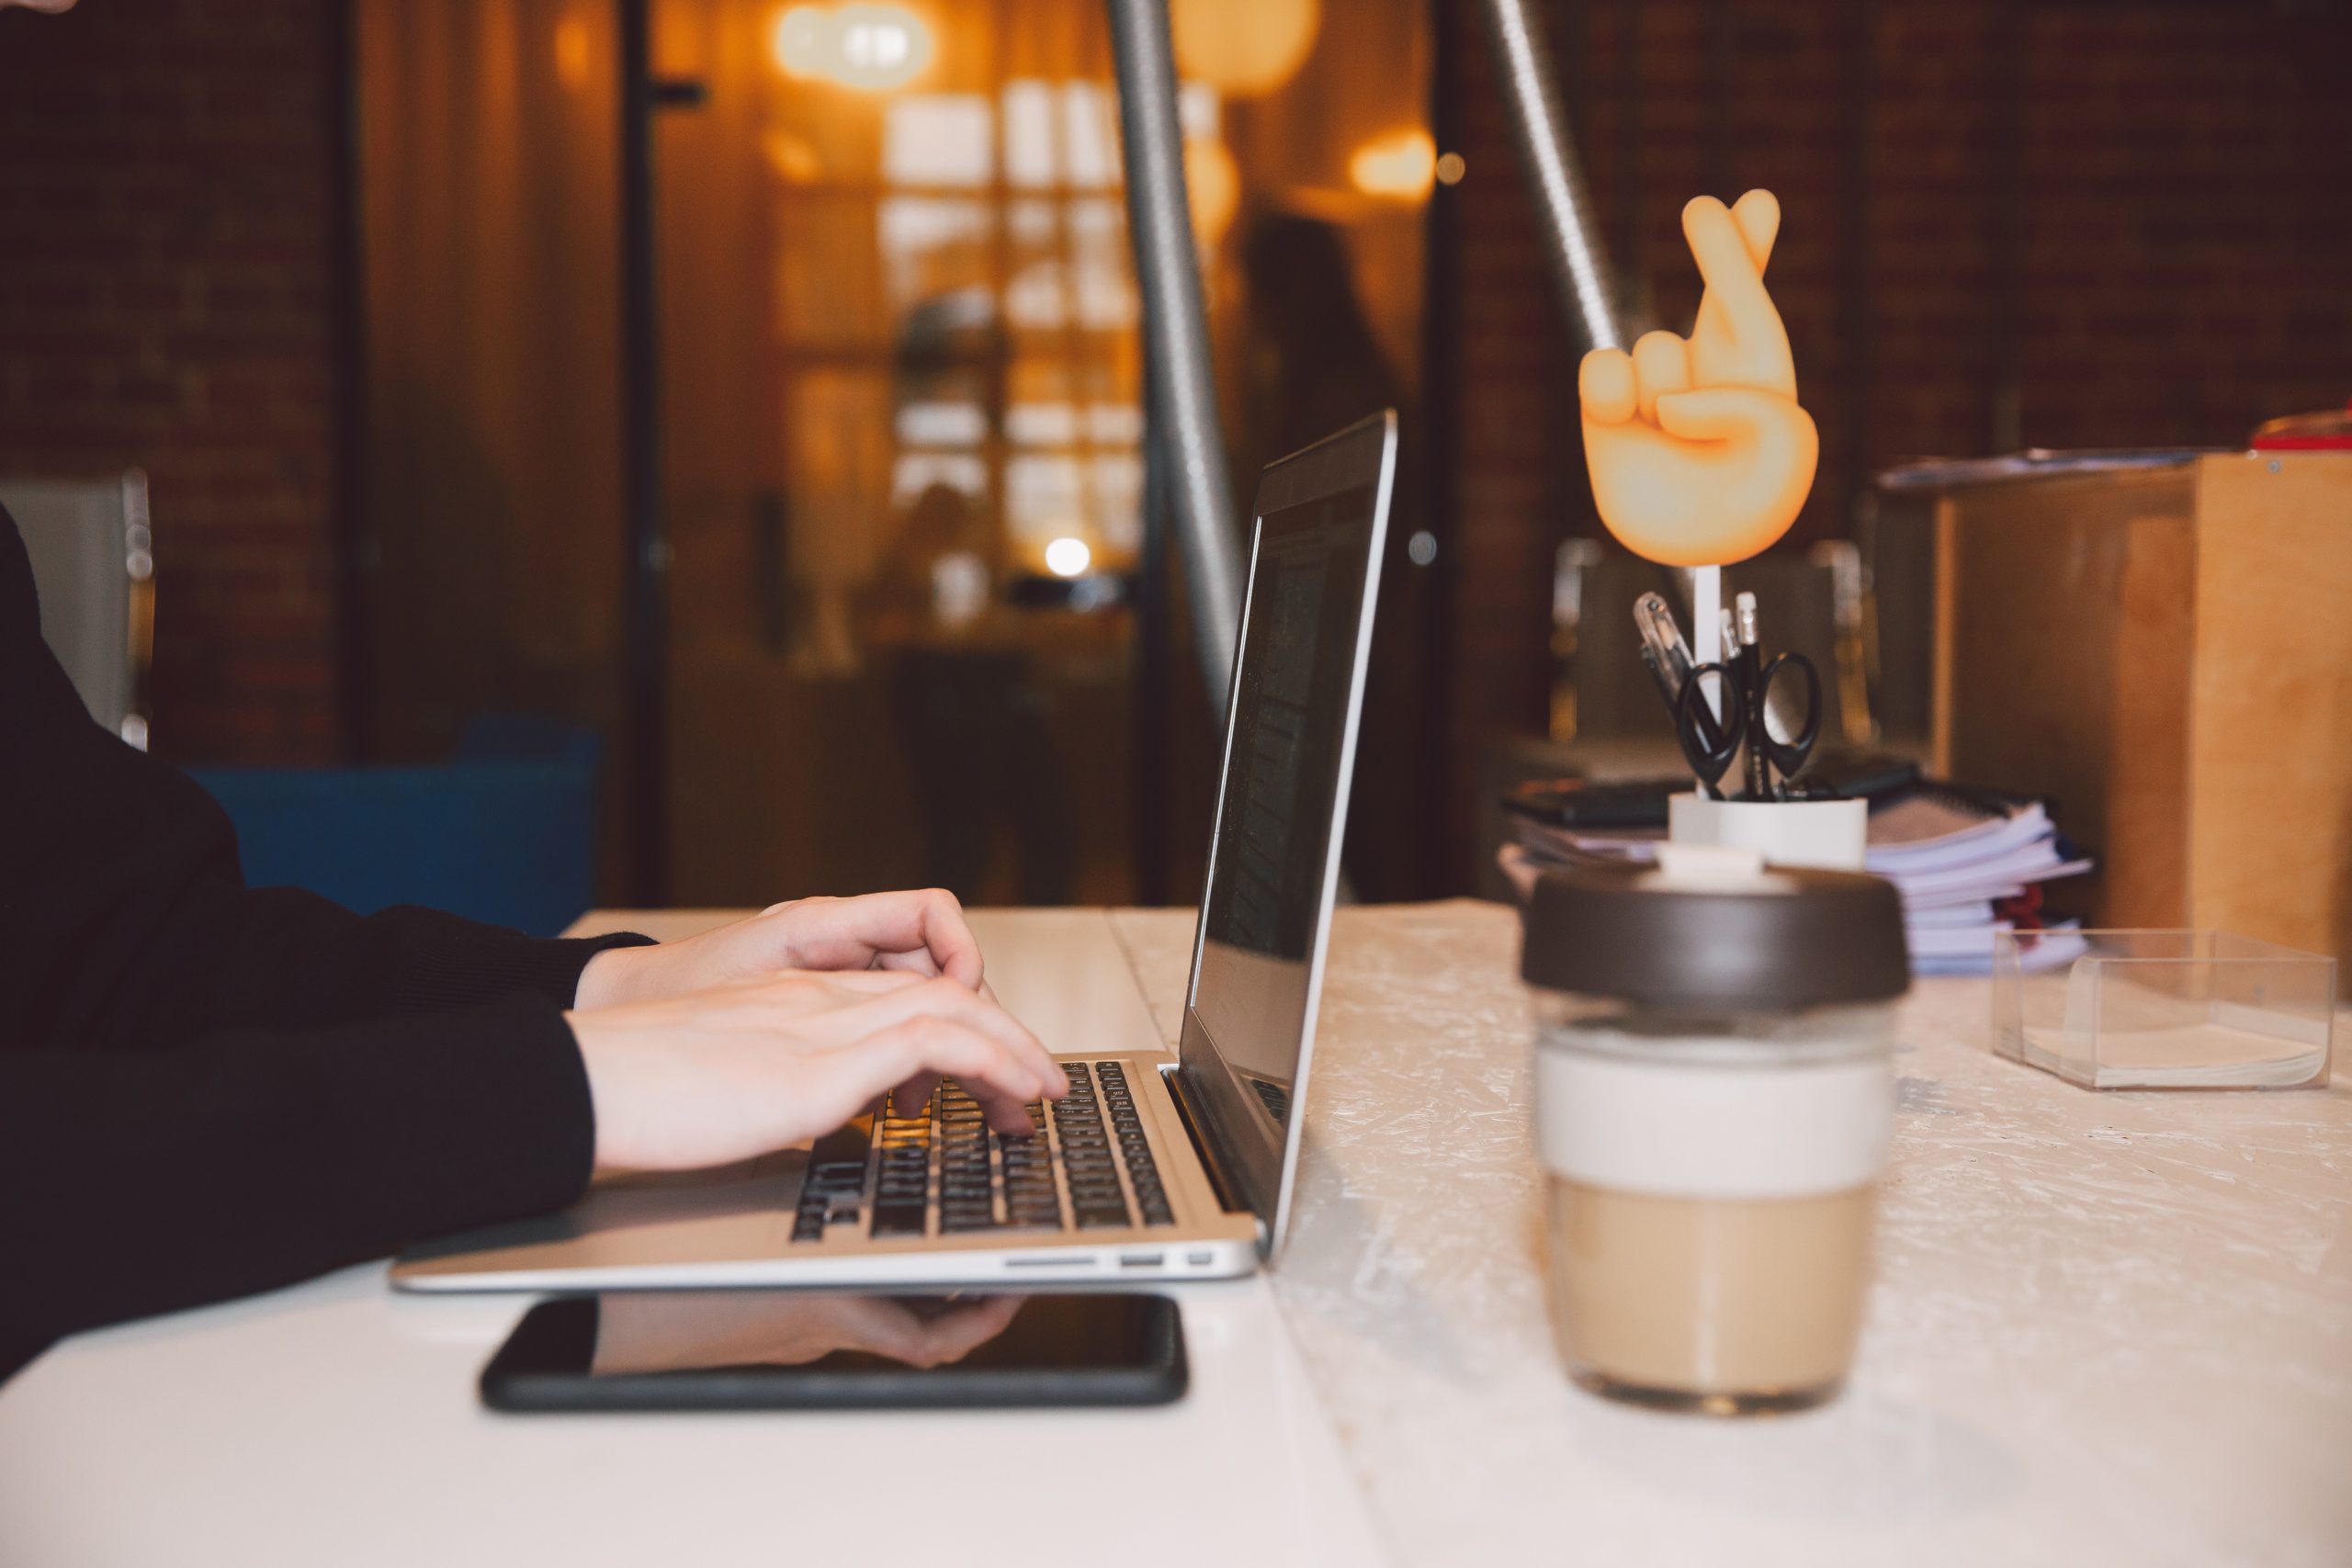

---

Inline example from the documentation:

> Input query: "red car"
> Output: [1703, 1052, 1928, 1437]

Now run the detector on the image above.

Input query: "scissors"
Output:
[1671, 592, 1823, 800]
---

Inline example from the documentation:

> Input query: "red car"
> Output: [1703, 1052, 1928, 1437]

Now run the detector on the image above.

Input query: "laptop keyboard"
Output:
[788, 1061, 1175, 1244]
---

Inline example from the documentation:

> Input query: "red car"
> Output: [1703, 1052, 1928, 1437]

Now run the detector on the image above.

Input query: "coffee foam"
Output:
[1534, 1039, 1893, 1200]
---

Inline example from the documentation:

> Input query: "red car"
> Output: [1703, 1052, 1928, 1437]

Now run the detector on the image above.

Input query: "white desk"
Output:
[1109, 902, 2352, 1568]
[5, 903, 2346, 1566]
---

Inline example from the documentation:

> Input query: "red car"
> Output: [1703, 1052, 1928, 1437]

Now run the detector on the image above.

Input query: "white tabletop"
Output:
[5, 903, 2346, 1567]
[1109, 901, 2352, 1568]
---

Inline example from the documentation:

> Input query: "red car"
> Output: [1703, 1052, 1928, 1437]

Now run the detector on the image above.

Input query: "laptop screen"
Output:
[1180, 413, 1391, 1247]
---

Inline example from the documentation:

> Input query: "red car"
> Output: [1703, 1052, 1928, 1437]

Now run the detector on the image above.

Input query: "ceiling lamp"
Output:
[772, 3, 933, 92]
[1045, 536, 1093, 579]
[1171, 0, 1319, 97]
[1350, 128, 1437, 201]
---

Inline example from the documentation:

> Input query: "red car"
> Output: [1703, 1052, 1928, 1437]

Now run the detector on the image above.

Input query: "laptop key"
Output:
[869, 1202, 927, 1236]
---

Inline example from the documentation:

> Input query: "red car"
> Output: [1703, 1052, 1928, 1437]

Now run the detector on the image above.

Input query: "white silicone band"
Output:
[1534, 1043, 1894, 1199]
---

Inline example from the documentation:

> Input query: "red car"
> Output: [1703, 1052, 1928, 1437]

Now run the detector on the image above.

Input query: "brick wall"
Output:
[0, 0, 346, 763]
[1432, 0, 2352, 875]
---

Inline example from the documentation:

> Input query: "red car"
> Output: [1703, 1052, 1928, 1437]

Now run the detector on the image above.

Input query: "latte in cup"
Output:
[1533, 1019, 1894, 1415]
[1546, 1180, 1874, 1406]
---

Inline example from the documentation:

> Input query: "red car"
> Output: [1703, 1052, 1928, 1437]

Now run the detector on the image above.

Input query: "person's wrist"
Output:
[562, 1009, 623, 1170]
[574, 943, 651, 1010]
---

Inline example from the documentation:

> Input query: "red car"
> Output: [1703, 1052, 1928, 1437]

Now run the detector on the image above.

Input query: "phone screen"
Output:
[481, 1291, 1185, 1412]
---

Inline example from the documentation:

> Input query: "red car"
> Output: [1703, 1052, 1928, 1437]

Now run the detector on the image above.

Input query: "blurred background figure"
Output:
[868, 482, 1077, 908]
[1238, 209, 1431, 903]
[1240, 211, 1405, 466]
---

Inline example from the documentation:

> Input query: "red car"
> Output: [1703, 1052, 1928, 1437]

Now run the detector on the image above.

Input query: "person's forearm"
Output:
[0, 996, 595, 1379]
[0, 513, 647, 1050]
[122, 884, 657, 1038]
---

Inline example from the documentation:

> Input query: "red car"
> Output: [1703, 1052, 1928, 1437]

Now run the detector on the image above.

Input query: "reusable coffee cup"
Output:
[1521, 846, 1910, 1416]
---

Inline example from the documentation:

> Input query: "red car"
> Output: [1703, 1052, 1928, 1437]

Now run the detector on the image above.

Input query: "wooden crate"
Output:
[1929, 452, 2352, 987]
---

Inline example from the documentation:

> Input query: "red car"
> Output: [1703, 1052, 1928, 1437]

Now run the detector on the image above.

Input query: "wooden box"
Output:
[1929, 453, 2352, 987]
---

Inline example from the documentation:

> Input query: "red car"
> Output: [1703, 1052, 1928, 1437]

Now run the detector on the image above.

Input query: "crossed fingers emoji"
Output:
[1579, 190, 1818, 567]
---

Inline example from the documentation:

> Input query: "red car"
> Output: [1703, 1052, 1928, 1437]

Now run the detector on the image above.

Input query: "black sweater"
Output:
[0, 504, 647, 1380]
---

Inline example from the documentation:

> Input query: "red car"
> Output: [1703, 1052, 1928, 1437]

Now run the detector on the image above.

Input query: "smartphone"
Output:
[479, 1290, 1186, 1413]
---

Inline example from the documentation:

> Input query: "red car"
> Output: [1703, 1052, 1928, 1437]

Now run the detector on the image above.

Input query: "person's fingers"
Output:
[1682, 195, 1777, 344]
[825, 1295, 942, 1364]
[822, 976, 1061, 1100]
[1631, 330, 1691, 424]
[841, 1016, 1050, 1135]
[1578, 347, 1638, 425]
[834, 888, 985, 988]
[890, 1071, 942, 1117]
[1728, 187, 1779, 275]
[912, 1294, 1025, 1366]
[741, 891, 983, 989]
[872, 947, 944, 978]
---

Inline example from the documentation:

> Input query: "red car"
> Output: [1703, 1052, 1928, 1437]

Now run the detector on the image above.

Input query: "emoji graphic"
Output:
[1579, 190, 1817, 567]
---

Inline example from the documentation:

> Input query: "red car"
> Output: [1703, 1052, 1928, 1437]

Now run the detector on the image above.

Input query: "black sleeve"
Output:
[0, 504, 639, 1376]
[0, 502, 650, 1049]
[0, 994, 596, 1379]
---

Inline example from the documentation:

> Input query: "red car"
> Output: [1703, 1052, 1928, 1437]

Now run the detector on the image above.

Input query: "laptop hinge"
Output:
[1159, 1063, 1252, 1227]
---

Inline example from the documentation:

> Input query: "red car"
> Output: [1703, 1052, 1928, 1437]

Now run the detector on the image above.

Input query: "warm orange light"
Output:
[554, 17, 593, 89]
[1350, 128, 1436, 201]
[1185, 137, 1240, 248]
[1044, 536, 1092, 578]
[771, 3, 933, 92]
[1171, 0, 1318, 97]
[760, 130, 826, 184]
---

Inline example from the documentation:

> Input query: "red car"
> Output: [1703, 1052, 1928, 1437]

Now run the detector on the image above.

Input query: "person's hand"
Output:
[574, 888, 987, 1010]
[589, 1291, 1025, 1376]
[566, 968, 1063, 1171]
[1578, 190, 1818, 568]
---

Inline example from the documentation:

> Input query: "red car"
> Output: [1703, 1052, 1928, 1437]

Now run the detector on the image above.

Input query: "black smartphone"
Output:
[479, 1290, 1186, 1413]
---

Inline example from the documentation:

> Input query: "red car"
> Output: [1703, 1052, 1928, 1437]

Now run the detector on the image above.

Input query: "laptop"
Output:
[393, 410, 1397, 1292]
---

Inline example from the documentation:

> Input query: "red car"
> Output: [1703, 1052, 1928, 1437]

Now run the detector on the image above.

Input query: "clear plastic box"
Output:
[1993, 930, 2335, 1090]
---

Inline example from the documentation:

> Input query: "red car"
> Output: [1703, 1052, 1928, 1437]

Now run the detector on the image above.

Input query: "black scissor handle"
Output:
[1755, 650, 1823, 782]
[1673, 661, 1746, 798]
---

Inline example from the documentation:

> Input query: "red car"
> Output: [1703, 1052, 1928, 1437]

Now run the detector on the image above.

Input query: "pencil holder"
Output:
[1668, 792, 1867, 872]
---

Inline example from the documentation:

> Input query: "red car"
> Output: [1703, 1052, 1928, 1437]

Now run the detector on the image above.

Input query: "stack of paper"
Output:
[1506, 788, 2092, 977]
[1864, 795, 2090, 976]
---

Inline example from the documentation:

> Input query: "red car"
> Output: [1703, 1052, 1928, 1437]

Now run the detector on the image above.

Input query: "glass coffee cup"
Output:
[1521, 848, 1910, 1416]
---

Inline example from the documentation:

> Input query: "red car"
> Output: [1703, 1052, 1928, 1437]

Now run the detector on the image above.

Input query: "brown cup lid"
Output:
[1521, 852, 1910, 1010]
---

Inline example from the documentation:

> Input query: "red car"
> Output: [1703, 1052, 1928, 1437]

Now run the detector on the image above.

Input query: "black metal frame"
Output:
[618, 0, 672, 906]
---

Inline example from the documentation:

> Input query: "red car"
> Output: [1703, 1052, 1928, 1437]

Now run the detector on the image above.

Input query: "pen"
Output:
[1633, 592, 1695, 699]
[1634, 592, 1723, 751]
[1735, 592, 1765, 799]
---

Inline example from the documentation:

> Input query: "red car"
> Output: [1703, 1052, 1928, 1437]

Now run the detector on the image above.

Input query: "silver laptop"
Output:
[394, 411, 1396, 1292]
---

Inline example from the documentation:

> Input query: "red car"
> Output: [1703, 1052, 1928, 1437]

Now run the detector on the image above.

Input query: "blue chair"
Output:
[187, 716, 602, 938]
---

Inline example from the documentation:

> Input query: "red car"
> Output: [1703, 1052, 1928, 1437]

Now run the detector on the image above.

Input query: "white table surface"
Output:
[1106, 901, 2352, 1568]
[5, 902, 2346, 1567]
